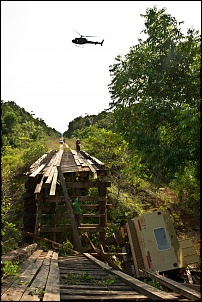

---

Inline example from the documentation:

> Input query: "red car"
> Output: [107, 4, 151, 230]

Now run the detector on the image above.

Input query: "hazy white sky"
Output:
[1, 1, 201, 134]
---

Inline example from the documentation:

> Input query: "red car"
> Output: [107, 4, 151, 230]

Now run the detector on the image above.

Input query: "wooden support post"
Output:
[98, 182, 107, 247]
[50, 202, 56, 242]
[57, 166, 83, 253]
[34, 190, 44, 240]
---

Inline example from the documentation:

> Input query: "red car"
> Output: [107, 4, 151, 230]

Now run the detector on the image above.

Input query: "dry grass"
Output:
[45, 138, 61, 151]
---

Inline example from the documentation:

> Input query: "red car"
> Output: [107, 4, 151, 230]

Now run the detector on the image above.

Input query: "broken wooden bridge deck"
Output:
[25, 148, 108, 196]
[1, 248, 201, 301]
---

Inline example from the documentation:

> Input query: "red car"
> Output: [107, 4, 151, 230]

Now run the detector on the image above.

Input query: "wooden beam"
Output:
[45, 165, 56, 184]
[57, 166, 83, 253]
[45, 196, 108, 202]
[78, 226, 105, 232]
[29, 164, 45, 177]
[34, 193, 44, 237]
[43, 252, 60, 301]
[29, 153, 49, 170]
[44, 153, 58, 178]
[80, 204, 113, 209]
[65, 181, 111, 188]
[46, 150, 63, 185]
[40, 227, 68, 233]
[81, 232, 100, 253]
[84, 253, 179, 300]
[49, 167, 58, 195]
[81, 213, 106, 218]
[34, 175, 45, 194]
[142, 270, 201, 301]
[21, 231, 79, 255]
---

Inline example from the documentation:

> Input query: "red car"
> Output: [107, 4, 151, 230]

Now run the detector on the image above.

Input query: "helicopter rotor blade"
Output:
[73, 29, 82, 36]
[73, 29, 97, 38]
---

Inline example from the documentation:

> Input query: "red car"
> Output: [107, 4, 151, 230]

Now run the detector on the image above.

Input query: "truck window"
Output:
[154, 227, 170, 251]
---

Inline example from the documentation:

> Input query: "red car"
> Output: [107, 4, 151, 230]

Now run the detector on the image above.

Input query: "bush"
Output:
[22, 141, 48, 170]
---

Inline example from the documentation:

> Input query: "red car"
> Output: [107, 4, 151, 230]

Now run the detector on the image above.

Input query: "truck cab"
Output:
[117, 210, 199, 279]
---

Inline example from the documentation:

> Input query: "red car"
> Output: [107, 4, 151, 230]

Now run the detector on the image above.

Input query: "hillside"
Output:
[1, 100, 200, 264]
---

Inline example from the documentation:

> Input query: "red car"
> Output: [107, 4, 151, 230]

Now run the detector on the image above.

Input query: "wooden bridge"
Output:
[1, 244, 200, 301]
[1, 145, 201, 301]
[22, 145, 111, 251]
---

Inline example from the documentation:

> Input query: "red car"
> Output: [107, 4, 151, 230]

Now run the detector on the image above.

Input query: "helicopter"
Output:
[72, 30, 104, 46]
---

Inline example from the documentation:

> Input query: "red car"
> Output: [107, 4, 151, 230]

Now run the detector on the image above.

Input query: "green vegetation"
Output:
[1, 261, 21, 280]
[1, 100, 61, 253]
[28, 286, 45, 298]
[107, 6, 200, 198]
[65, 6, 200, 226]
[1, 6, 200, 259]
[66, 271, 117, 287]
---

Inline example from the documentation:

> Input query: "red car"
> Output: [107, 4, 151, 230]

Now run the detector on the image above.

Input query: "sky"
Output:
[1, 1, 201, 134]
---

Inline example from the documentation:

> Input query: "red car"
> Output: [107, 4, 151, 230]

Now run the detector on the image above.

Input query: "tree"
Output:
[108, 6, 200, 187]
[2, 110, 18, 134]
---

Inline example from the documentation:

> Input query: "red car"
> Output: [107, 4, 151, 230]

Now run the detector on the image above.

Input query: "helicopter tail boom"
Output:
[101, 39, 104, 46]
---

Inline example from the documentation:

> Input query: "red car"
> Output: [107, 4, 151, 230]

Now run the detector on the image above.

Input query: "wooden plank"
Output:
[86, 159, 98, 179]
[29, 164, 46, 177]
[142, 270, 201, 301]
[31, 225, 105, 232]
[29, 153, 48, 170]
[1, 257, 45, 301]
[46, 150, 63, 195]
[78, 226, 105, 232]
[34, 196, 44, 236]
[1, 244, 38, 265]
[34, 175, 45, 194]
[80, 204, 113, 209]
[45, 165, 55, 184]
[1, 246, 40, 296]
[45, 150, 63, 184]
[83, 253, 179, 300]
[80, 150, 106, 167]
[20, 251, 54, 301]
[21, 231, 79, 255]
[60, 293, 148, 300]
[60, 288, 148, 296]
[19, 250, 44, 272]
[43, 252, 60, 301]
[81, 213, 105, 218]
[66, 181, 111, 188]
[57, 166, 83, 253]
[81, 232, 100, 253]
[43, 154, 57, 178]
[59, 284, 138, 290]
[49, 168, 58, 196]
[20, 268, 48, 300]
[43, 250, 54, 265]
[45, 196, 107, 202]
[54, 149, 63, 166]
[40, 226, 68, 233]
[91, 156, 105, 167]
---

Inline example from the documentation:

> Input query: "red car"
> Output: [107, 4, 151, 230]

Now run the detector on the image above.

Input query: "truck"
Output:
[112, 210, 199, 282]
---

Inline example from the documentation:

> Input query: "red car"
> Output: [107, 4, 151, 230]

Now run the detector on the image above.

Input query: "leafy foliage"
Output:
[67, 6, 200, 224]
[1, 100, 61, 253]
[1, 100, 61, 148]
[2, 261, 21, 279]
[108, 6, 200, 190]
[64, 111, 114, 138]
